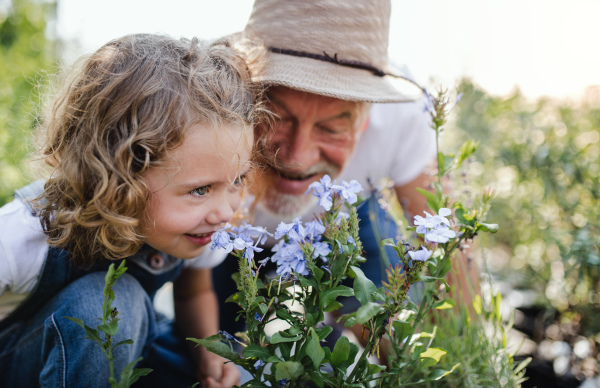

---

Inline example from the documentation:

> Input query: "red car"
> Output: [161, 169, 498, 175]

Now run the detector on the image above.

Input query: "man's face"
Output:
[256, 86, 369, 217]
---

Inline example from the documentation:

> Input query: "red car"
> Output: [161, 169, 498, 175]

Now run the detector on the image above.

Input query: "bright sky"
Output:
[57, 0, 600, 100]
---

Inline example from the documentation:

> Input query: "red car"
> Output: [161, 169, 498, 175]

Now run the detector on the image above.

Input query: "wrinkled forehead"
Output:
[266, 86, 370, 122]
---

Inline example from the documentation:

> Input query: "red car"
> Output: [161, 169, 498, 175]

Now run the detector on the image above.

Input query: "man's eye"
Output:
[191, 186, 209, 196]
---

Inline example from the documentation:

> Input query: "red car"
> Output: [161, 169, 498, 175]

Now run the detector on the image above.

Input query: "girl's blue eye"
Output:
[191, 186, 209, 196]
[234, 174, 247, 187]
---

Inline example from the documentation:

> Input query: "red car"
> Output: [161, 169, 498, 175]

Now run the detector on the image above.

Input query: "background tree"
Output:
[0, 0, 56, 205]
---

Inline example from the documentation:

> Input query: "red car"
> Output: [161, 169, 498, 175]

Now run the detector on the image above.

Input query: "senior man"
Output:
[213, 0, 440, 333]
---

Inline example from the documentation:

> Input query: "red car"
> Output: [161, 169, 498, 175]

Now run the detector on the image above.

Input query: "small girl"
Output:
[0, 33, 264, 388]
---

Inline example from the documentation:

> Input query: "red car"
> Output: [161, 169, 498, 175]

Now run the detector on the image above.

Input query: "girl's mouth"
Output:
[184, 232, 213, 246]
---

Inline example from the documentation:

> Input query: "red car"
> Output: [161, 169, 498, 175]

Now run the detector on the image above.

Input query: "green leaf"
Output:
[187, 336, 241, 362]
[312, 266, 324, 282]
[225, 292, 244, 305]
[323, 301, 343, 312]
[366, 363, 387, 375]
[456, 139, 479, 168]
[319, 285, 353, 310]
[114, 339, 135, 348]
[428, 363, 460, 381]
[117, 357, 152, 388]
[330, 336, 360, 371]
[344, 316, 357, 328]
[276, 308, 295, 322]
[433, 298, 455, 310]
[270, 331, 302, 344]
[307, 370, 325, 388]
[416, 187, 441, 214]
[98, 319, 119, 337]
[420, 275, 442, 283]
[306, 329, 325, 368]
[65, 317, 104, 345]
[355, 302, 384, 324]
[477, 222, 499, 233]
[315, 326, 333, 341]
[258, 303, 268, 315]
[64, 316, 85, 329]
[350, 266, 377, 305]
[380, 238, 396, 248]
[420, 347, 447, 363]
[275, 361, 304, 380]
[437, 151, 445, 173]
[392, 321, 413, 344]
[242, 344, 271, 360]
[330, 335, 351, 369]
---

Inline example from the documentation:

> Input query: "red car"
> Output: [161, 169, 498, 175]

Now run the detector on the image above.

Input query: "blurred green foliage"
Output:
[0, 0, 56, 205]
[450, 80, 600, 333]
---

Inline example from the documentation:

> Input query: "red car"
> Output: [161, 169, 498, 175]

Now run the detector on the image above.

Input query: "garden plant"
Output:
[190, 89, 529, 387]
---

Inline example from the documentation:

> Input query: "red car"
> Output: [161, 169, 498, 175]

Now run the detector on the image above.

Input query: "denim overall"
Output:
[0, 181, 196, 387]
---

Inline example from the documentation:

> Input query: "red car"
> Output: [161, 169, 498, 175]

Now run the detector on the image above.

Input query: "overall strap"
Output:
[0, 182, 184, 330]
[13, 179, 46, 215]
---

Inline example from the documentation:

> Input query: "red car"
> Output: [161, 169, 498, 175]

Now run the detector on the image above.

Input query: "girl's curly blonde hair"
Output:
[37, 33, 267, 267]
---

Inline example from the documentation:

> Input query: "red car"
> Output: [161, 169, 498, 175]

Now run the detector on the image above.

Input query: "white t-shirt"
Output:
[0, 198, 226, 320]
[253, 99, 437, 233]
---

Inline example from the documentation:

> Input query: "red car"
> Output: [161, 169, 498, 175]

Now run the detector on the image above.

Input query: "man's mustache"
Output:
[256, 138, 339, 179]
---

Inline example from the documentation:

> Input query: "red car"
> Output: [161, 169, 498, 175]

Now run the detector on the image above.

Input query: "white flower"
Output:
[424, 225, 456, 244]
[408, 246, 433, 262]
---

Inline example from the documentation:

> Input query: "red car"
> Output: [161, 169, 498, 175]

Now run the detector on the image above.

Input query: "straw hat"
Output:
[243, 0, 423, 103]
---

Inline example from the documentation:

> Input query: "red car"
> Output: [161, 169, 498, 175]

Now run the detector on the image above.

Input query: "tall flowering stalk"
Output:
[189, 89, 507, 387]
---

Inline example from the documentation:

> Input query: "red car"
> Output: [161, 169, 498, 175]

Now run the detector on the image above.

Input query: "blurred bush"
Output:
[0, 0, 56, 205]
[450, 80, 600, 334]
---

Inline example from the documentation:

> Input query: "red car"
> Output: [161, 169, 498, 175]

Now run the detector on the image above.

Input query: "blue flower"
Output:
[347, 236, 356, 246]
[408, 246, 433, 262]
[311, 241, 331, 262]
[332, 180, 363, 205]
[307, 175, 334, 210]
[304, 220, 325, 241]
[274, 217, 305, 241]
[219, 330, 243, 344]
[271, 242, 309, 277]
[232, 222, 273, 245]
[210, 223, 235, 252]
[254, 312, 263, 322]
[279, 379, 288, 387]
[254, 359, 265, 369]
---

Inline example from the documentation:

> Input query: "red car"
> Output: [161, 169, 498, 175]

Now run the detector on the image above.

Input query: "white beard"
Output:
[259, 189, 318, 219]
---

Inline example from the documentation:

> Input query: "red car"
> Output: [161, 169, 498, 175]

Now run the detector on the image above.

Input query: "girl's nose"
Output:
[206, 193, 236, 226]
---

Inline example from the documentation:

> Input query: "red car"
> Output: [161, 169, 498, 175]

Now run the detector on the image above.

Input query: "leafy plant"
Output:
[65, 262, 152, 388]
[191, 88, 512, 387]
[451, 80, 600, 332]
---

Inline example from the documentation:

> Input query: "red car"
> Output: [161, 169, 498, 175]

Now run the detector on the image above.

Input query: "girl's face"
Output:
[140, 124, 253, 259]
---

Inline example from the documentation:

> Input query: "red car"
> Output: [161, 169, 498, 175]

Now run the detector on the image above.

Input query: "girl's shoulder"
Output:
[0, 199, 48, 294]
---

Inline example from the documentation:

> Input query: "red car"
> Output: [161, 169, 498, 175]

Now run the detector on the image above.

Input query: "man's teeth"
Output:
[281, 173, 316, 181]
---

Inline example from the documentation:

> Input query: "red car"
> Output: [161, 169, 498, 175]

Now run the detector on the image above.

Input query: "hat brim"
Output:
[255, 52, 424, 103]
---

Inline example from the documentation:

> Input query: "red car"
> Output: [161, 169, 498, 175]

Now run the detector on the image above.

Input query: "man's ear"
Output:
[361, 117, 369, 132]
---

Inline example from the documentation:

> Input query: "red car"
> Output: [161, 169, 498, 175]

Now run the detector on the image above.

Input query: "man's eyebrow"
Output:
[269, 94, 356, 122]
[267, 94, 292, 116]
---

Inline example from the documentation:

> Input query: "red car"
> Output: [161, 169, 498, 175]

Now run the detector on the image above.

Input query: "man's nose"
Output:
[277, 124, 319, 169]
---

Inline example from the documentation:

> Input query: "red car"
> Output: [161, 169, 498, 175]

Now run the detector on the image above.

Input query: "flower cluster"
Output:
[211, 175, 363, 280]
[413, 208, 457, 244]
[271, 218, 330, 277]
[210, 222, 273, 264]
[306, 175, 363, 211]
